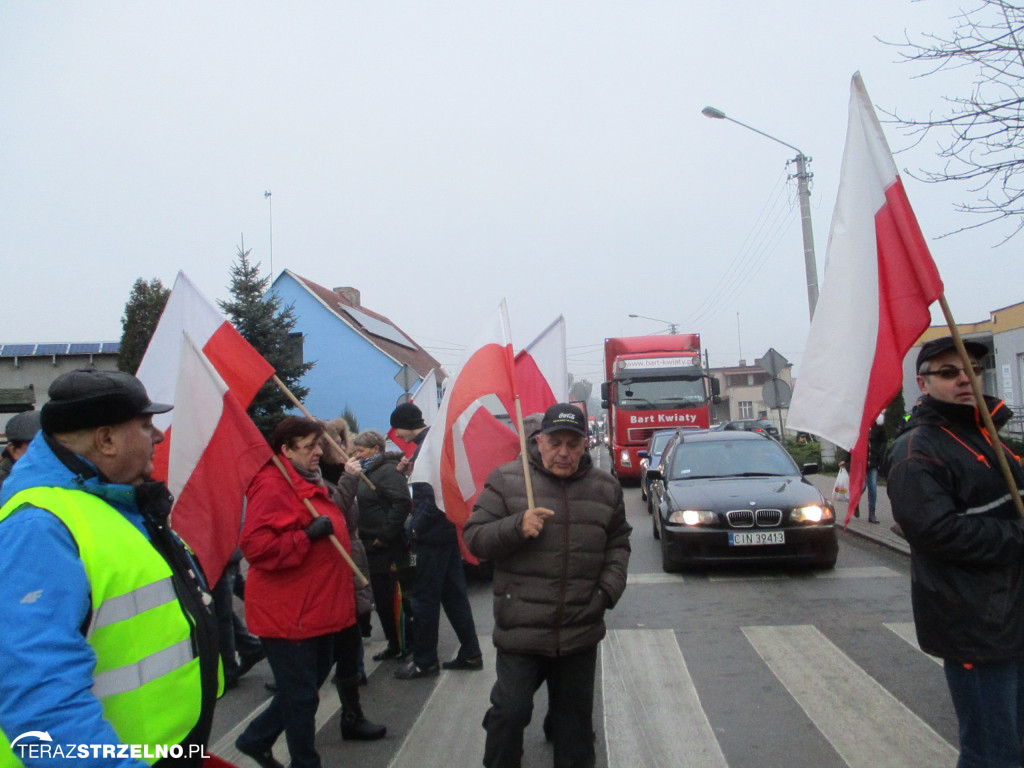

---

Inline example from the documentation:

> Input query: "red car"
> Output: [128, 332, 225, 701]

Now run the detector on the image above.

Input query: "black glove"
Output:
[305, 516, 334, 541]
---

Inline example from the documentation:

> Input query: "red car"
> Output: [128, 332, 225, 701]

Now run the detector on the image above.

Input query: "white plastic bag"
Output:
[832, 467, 850, 503]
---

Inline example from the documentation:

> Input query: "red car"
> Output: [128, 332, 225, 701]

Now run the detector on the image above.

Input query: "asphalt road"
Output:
[211, 454, 957, 768]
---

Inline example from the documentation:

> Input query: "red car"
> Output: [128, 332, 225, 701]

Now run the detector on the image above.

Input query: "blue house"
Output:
[270, 271, 443, 432]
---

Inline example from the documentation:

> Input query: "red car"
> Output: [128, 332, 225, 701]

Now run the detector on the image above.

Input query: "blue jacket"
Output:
[0, 433, 216, 767]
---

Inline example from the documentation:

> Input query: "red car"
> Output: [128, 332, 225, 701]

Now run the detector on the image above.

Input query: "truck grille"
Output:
[726, 509, 783, 528]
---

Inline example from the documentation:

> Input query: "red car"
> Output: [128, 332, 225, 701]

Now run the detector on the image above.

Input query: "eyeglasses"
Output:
[289, 438, 321, 453]
[920, 364, 984, 380]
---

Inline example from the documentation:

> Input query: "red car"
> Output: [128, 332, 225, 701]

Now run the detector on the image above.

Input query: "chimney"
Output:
[334, 286, 360, 307]
[738, 359, 746, 367]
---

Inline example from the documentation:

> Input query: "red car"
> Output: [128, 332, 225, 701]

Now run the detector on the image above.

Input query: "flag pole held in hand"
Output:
[271, 374, 377, 491]
[271, 454, 369, 586]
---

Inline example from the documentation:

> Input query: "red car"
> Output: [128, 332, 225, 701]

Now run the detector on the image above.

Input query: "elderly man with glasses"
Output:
[888, 336, 1024, 768]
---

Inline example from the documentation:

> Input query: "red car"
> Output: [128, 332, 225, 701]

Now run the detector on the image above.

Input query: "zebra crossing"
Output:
[217, 618, 955, 768]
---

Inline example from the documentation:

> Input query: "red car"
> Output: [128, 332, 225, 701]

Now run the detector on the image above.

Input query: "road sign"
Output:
[762, 379, 792, 409]
[394, 364, 417, 392]
[756, 348, 788, 378]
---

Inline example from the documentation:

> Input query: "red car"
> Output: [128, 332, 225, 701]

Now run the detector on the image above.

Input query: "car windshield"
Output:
[650, 432, 673, 455]
[616, 376, 706, 410]
[667, 439, 798, 481]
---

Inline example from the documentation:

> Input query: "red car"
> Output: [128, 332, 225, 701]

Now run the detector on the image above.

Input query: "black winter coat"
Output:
[355, 452, 410, 574]
[888, 395, 1024, 662]
[464, 442, 631, 657]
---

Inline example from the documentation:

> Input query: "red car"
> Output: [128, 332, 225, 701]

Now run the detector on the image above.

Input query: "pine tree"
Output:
[219, 245, 314, 436]
[117, 277, 170, 374]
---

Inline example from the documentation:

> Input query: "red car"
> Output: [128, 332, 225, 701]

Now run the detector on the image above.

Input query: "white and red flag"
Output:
[136, 271, 275, 581]
[410, 301, 521, 560]
[168, 335, 272, 584]
[515, 316, 568, 417]
[137, 271, 273, 480]
[787, 73, 944, 521]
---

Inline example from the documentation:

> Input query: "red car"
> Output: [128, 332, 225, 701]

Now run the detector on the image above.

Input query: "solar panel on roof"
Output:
[343, 306, 416, 349]
[1, 344, 35, 357]
[101, 342, 120, 354]
[69, 343, 102, 355]
[35, 343, 68, 355]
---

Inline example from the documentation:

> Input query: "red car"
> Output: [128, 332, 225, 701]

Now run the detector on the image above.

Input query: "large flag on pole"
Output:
[515, 315, 568, 417]
[137, 271, 274, 481]
[410, 301, 521, 560]
[787, 72, 944, 521]
[169, 335, 272, 585]
[136, 271, 275, 581]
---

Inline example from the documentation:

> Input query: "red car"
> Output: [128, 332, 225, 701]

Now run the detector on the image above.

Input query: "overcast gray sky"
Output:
[2, 1, 1017, 384]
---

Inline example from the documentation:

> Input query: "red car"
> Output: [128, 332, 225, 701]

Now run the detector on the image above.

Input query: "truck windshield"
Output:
[616, 377, 706, 410]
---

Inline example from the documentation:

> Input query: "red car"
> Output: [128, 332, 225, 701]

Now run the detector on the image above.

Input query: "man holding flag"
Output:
[888, 338, 1024, 768]
[464, 403, 630, 768]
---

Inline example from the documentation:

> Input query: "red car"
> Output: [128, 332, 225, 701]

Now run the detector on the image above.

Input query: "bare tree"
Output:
[884, 0, 1024, 241]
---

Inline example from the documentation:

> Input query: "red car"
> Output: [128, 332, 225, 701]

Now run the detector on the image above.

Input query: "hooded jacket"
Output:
[888, 394, 1024, 662]
[464, 441, 631, 656]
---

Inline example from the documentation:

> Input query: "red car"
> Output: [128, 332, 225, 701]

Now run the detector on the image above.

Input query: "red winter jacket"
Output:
[241, 457, 356, 639]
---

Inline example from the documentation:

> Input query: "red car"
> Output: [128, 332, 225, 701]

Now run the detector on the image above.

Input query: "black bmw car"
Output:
[647, 430, 837, 571]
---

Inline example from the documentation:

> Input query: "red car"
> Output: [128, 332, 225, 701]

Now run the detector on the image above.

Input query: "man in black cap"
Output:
[0, 410, 41, 492]
[464, 403, 631, 768]
[0, 370, 221, 766]
[389, 401, 484, 679]
[888, 337, 1024, 767]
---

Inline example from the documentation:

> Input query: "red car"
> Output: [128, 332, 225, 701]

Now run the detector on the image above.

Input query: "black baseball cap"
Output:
[540, 404, 587, 437]
[916, 337, 988, 372]
[41, 369, 172, 434]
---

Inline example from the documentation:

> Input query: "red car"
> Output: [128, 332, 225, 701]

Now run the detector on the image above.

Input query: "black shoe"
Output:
[394, 660, 439, 679]
[235, 738, 284, 768]
[441, 655, 483, 671]
[264, 680, 277, 693]
[238, 649, 265, 677]
[372, 645, 402, 662]
[341, 716, 387, 741]
[869, 517, 880, 524]
[396, 646, 414, 661]
[358, 673, 368, 686]
[853, 507, 861, 518]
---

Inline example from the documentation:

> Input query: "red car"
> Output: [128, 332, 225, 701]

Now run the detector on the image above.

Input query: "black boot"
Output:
[337, 674, 387, 741]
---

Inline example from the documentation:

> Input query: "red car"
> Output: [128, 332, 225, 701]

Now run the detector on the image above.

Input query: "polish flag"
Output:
[787, 73, 943, 521]
[515, 316, 568, 417]
[410, 301, 522, 560]
[389, 368, 441, 458]
[168, 335, 272, 585]
[137, 271, 274, 481]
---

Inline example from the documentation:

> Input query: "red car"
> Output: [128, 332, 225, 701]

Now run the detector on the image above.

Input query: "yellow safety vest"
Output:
[0, 487, 205, 766]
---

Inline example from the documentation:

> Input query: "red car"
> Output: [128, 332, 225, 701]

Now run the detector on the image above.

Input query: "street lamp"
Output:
[628, 313, 678, 334]
[701, 106, 819, 319]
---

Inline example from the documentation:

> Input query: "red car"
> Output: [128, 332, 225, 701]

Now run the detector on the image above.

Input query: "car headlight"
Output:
[791, 504, 834, 523]
[668, 509, 716, 526]
[619, 450, 631, 467]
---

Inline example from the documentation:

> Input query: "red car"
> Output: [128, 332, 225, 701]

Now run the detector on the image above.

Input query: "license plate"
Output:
[729, 531, 785, 546]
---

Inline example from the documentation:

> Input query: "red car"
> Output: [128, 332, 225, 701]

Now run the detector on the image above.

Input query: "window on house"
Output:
[739, 401, 753, 419]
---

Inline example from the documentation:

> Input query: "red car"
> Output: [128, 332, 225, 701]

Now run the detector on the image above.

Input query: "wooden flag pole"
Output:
[513, 396, 537, 510]
[271, 455, 369, 586]
[271, 374, 377, 491]
[939, 295, 1024, 518]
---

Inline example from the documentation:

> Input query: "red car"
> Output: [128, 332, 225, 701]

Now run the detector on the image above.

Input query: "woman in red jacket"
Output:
[234, 416, 359, 768]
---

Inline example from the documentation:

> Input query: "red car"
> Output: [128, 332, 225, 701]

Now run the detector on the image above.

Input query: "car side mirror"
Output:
[801, 462, 819, 475]
[638, 450, 649, 460]
[646, 467, 663, 481]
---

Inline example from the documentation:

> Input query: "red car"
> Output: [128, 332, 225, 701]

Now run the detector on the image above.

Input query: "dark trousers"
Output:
[411, 542, 481, 668]
[239, 634, 335, 768]
[944, 658, 1024, 768]
[333, 623, 361, 681]
[483, 647, 597, 768]
[212, 559, 261, 683]
[370, 570, 401, 649]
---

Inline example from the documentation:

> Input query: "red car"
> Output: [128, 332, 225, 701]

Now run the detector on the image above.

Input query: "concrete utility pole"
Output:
[701, 106, 819, 319]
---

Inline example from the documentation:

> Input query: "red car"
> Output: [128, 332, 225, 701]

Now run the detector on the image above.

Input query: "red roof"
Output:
[284, 271, 444, 382]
